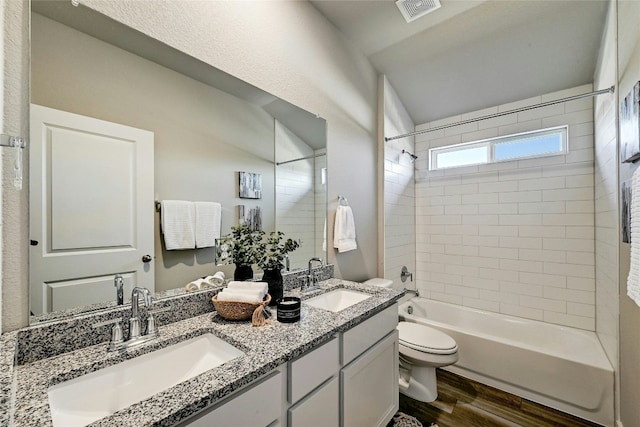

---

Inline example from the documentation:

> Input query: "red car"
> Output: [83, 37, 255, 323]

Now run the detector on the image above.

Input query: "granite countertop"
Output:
[5, 279, 403, 427]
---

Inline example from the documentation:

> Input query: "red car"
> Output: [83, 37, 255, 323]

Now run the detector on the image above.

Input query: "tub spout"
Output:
[404, 288, 420, 297]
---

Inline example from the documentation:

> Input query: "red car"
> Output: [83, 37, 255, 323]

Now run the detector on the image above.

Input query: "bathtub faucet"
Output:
[403, 288, 420, 297]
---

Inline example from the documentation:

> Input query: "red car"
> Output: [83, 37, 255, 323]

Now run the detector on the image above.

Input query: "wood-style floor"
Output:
[399, 369, 603, 427]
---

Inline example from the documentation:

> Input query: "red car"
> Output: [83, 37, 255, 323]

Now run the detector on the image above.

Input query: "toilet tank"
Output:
[364, 278, 393, 288]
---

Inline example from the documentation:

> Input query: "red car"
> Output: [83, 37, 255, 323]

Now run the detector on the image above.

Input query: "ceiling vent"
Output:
[395, 0, 442, 23]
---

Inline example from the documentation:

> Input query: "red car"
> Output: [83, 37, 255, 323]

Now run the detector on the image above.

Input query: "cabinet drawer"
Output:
[289, 336, 339, 403]
[342, 303, 398, 365]
[288, 377, 339, 427]
[183, 370, 283, 426]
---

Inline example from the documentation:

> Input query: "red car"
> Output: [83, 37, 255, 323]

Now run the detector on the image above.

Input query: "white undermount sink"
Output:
[303, 289, 371, 312]
[48, 333, 244, 427]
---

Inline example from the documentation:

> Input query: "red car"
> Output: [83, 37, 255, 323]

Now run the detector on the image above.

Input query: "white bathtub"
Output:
[398, 297, 614, 426]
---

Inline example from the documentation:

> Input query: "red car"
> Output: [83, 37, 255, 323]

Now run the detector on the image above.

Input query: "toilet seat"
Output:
[397, 322, 457, 355]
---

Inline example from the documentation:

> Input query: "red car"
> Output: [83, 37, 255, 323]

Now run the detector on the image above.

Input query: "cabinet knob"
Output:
[142, 254, 152, 263]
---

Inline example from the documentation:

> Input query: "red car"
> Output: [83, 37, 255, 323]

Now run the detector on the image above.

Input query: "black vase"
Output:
[262, 268, 283, 306]
[234, 264, 254, 281]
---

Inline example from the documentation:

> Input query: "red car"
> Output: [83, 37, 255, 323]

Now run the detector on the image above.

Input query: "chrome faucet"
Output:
[114, 274, 124, 305]
[130, 287, 153, 339]
[93, 287, 169, 352]
[302, 258, 324, 292]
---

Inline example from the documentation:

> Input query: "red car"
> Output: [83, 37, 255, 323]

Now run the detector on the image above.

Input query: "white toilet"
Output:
[364, 278, 459, 402]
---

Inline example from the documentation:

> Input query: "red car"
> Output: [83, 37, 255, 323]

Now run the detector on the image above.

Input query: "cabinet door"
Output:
[341, 331, 399, 427]
[288, 377, 339, 427]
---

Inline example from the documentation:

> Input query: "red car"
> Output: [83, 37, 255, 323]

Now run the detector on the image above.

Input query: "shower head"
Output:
[402, 149, 418, 161]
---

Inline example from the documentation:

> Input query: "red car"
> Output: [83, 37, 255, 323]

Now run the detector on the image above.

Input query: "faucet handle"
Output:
[145, 306, 171, 336]
[147, 307, 170, 333]
[92, 317, 124, 349]
[146, 312, 159, 336]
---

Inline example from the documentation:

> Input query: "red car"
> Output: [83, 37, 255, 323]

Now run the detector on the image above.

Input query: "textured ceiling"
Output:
[311, 0, 609, 125]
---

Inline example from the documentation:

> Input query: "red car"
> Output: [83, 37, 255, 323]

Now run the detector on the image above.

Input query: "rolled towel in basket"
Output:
[216, 289, 264, 303]
[185, 278, 208, 292]
[227, 281, 268, 296]
[207, 271, 225, 286]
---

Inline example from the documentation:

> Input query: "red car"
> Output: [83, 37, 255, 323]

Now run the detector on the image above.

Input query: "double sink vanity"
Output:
[1, 270, 404, 426]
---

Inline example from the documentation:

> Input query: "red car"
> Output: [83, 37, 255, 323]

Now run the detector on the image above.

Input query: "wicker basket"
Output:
[212, 293, 271, 321]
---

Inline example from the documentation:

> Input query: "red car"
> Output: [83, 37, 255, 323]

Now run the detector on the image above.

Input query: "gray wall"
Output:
[1, 0, 29, 332]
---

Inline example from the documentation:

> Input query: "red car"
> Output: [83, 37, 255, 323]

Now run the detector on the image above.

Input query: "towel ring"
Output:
[338, 195, 349, 206]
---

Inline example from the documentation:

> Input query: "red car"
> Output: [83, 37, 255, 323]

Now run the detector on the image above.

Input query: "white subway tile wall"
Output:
[415, 84, 596, 330]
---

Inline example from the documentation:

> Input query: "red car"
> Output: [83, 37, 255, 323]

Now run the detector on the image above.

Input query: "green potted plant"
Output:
[257, 231, 300, 305]
[216, 225, 265, 281]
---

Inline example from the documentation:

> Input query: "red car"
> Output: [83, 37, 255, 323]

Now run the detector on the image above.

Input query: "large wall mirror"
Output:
[29, 1, 327, 321]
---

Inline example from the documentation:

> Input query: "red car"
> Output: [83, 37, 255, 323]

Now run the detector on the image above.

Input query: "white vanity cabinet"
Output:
[177, 303, 398, 427]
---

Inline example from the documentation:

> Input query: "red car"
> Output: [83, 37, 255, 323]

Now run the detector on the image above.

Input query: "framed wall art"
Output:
[239, 205, 262, 231]
[239, 171, 262, 199]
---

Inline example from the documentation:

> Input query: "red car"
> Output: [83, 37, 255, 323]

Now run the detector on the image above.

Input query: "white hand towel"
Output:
[195, 201, 222, 248]
[161, 200, 196, 250]
[628, 167, 640, 307]
[216, 289, 264, 303]
[333, 205, 357, 253]
[227, 281, 268, 297]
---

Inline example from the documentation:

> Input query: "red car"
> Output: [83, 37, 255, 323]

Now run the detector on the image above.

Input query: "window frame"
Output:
[428, 125, 569, 171]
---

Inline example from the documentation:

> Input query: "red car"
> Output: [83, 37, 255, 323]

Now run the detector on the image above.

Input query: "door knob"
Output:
[142, 254, 152, 263]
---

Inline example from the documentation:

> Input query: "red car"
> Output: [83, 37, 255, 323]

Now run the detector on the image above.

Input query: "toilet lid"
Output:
[397, 322, 458, 355]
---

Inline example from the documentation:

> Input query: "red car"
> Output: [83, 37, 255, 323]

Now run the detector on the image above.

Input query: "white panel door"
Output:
[30, 104, 154, 315]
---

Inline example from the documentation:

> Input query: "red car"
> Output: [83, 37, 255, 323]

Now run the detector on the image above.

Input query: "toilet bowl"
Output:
[364, 278, 459, 402]
[397, 321, 458, 402]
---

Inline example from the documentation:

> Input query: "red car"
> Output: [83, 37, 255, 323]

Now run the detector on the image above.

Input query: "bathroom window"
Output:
[429, 125, 568, 170]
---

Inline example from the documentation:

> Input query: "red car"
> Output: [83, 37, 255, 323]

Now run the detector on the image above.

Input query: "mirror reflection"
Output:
[29, 1, 327, 320]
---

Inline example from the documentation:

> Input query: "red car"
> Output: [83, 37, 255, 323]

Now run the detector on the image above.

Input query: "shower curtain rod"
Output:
[385, 86, 615, 142]
[276, 152, 325, 166]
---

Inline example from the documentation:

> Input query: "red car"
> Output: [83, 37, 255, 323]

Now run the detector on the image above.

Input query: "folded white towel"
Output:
[628, 167, 640, 307]
[227, 281, 269, 296]
[161, 200, 196, 250]
[216, 289, 264, 303]
[333, 205, 357, 253]
[195, 201, 222, 248]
